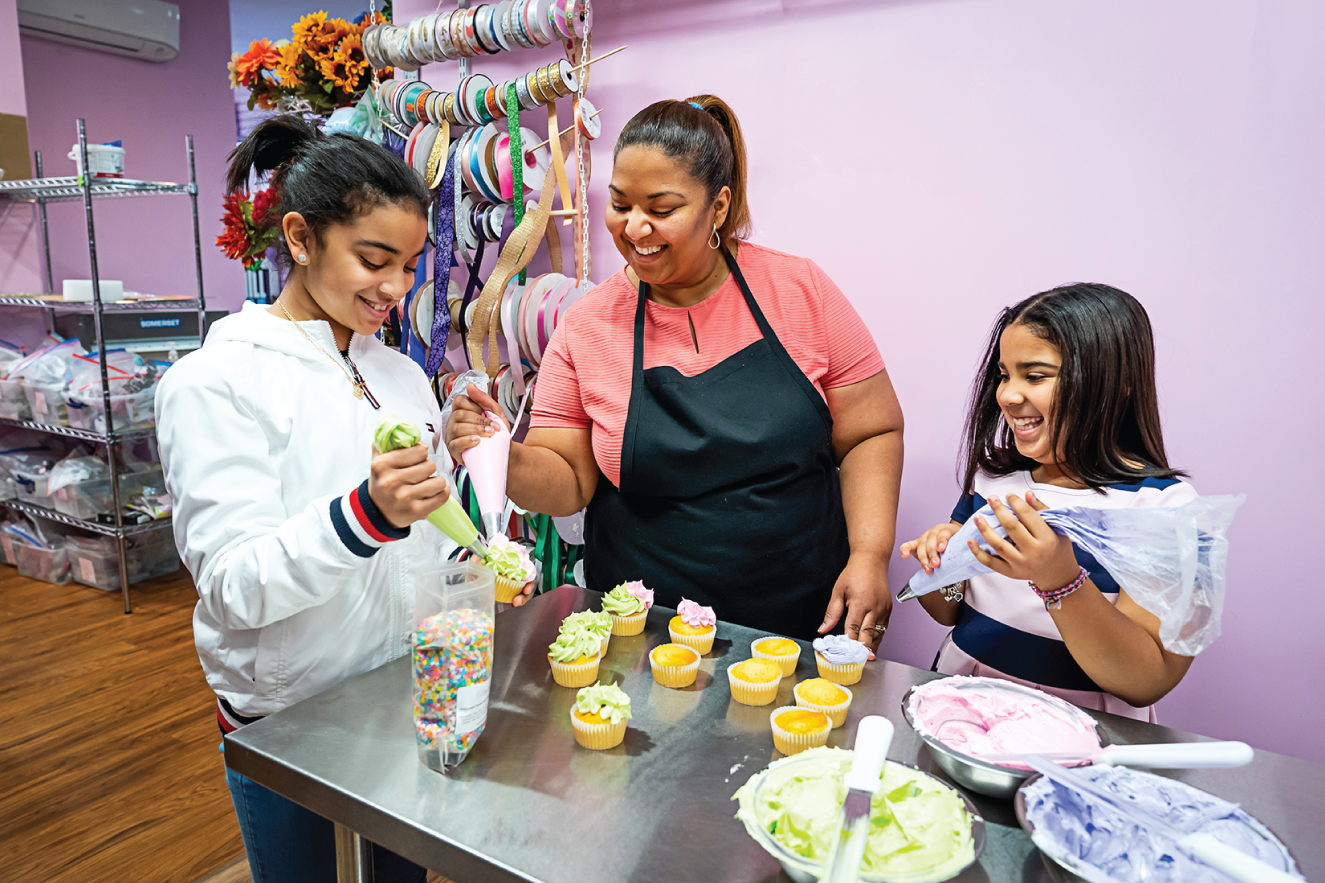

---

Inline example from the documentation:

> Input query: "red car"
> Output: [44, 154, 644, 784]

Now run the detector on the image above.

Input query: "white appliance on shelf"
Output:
[17, 0, 180, 62]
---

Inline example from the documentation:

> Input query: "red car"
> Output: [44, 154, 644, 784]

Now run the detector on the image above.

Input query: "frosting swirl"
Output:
[548, 629, 600, 663]
[485, 534, 535, 583]
[812, 634, 870, 665]
[603, 583, 649, 616]
[574, 682, 632, 725]
[373, 414, 421, 453]
[625, 580, 654, 609]
[677, 598, 716, 629]
[560, 609, 612, 639]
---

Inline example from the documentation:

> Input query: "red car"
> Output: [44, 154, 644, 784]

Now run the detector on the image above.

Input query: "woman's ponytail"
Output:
[686, 95, 750, 249]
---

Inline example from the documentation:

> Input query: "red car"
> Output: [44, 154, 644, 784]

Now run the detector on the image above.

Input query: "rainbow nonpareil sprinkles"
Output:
[412, 607, 495, 757]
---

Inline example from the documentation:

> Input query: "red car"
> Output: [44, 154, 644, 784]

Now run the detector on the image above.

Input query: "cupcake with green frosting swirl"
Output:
[548, 628, 601, 688]
[602, 581, 652, 636]
[571, 682, 632, 750]
[561, 609, 613, 657]
[486, 534, 536, 603]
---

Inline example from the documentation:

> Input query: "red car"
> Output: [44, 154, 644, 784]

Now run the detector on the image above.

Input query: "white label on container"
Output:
[79, 556, 95, 583]
[454, 679, 490, 734]
[34, 392, 46, 414]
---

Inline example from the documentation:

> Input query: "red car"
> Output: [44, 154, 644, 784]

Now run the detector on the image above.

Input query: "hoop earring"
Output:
[708, 225, 721, 250]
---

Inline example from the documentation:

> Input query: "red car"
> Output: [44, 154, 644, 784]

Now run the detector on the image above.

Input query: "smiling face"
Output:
[606, 145, 729, 290]
[996, 323, 1063, 468]
[283, 203, 427, 346]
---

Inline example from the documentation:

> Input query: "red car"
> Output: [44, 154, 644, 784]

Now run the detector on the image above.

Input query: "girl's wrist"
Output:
[1029, 566, 1089, 610]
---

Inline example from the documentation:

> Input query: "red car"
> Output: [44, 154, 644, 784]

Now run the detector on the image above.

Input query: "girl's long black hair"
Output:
[960, 283, 1185, 493]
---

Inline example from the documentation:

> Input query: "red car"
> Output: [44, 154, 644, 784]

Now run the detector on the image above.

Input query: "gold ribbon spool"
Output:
[426, 119, 450, 190]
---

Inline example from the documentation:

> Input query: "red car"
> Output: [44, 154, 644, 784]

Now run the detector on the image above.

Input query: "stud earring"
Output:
[297, 254, 308, 263]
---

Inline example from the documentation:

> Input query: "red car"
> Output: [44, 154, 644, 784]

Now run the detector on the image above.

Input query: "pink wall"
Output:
[0, 0, 44, 333]
[0, 0, 28, 118]
[399, 0, 1325, 761]
[17, 0, 244, 323]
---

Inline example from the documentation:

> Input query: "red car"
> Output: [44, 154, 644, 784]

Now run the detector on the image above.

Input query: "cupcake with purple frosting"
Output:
[812, 634, 869, 685]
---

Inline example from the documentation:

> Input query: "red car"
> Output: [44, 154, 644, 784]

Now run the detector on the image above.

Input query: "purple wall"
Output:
[18, 0, 244, 324]
[398, 0, 1325, 761]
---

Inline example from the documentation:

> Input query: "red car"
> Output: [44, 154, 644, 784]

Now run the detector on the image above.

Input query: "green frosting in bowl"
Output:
[548, 629, 600, 663]
[602, 584, 646, 616]
[574, 682, 632, 725]
[734, 747, 974, 880]
[374, 414, 422, 453]
[561, 610, 612, 639]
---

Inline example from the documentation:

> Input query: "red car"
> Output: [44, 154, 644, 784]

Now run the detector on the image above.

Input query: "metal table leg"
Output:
[334, 822, 373, 883]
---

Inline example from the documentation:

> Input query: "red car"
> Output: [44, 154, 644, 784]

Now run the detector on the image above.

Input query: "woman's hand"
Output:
[818, 551, 892, 660]
[368, 444, 452, 529]
[968, 492, 1079, 589]
[900, 521, 962, 575]
[445, 383, 504, 461]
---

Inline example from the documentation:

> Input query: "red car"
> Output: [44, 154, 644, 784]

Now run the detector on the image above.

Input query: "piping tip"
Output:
[481, 512, 503, 542]
[466, 540, 491, 561]
[896, 580, 918, 602]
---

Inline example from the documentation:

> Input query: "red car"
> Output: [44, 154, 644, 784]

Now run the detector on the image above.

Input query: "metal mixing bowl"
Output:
[900, 679, 1109, 800]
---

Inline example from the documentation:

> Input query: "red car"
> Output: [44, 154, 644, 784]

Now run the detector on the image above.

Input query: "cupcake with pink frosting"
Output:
[668, 598, 717, 655]
[602, 580, 653, 636]
[485, 534, 536, 603]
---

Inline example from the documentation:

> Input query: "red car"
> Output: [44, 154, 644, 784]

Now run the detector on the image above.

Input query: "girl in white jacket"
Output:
[157, 115, 450, 883]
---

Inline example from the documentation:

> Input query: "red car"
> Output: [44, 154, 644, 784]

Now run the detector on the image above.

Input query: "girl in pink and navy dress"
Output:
[901, 283, 1195, 721]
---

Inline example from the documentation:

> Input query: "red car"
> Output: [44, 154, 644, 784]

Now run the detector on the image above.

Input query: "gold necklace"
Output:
[276, 299, 367, 401]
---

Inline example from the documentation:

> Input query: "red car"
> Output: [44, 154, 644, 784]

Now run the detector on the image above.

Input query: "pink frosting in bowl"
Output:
[676, 598, 716, 629]
[625, 580, 654, 609]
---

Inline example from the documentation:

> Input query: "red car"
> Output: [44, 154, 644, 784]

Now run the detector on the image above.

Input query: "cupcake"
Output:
[571, 682, 632, 750]
[769, 706, 832, 755]
[812, 634, 870, 685]
[485, 534, 536, 603]
[794, 677, 853, 728]
[751, 637, 801, 677]
[727, 658, 783, 706]
[602, 580, 652, 636]
[561, 609, 613, 657]
[547, 629, 601, 688]
[649, 643, 701, 688]
[668, 598, 717, 655]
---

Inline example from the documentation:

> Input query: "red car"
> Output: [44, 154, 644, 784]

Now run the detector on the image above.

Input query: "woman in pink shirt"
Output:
[447, 96, 904, 650]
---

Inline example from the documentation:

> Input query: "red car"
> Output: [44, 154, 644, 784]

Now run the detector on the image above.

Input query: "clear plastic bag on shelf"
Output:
[0, 512, 44, 565]
[8, 338, 84, 386]
[0, 339, 24, 378]
[46, 453, 110, 495]
[66, 350, 162, 432]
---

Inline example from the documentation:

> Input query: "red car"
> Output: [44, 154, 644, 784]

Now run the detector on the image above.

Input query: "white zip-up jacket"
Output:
[157, 302, 455, 717]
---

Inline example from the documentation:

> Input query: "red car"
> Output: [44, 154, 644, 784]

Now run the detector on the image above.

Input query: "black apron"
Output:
[583, 248, 850, 638]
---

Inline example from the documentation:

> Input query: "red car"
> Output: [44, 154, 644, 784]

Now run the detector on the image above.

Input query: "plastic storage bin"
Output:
[52, 469, 163, 521]
[66, 532, 178, 591]
[17, 543, 71, 584]
[0, 378, 30, 420]
[66, 387, 156, 432]
[0, 475, 14, 501]
[22, 381, 69, 426]
[13, 471, 56, 509]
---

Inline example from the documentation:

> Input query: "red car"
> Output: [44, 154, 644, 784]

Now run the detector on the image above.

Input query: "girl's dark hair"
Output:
[613, 94, 751, 250]
[225, 115, 430, 268]
[960, 282, 1185, 493]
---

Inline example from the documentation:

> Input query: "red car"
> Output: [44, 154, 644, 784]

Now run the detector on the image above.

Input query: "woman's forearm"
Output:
[838, 430, 903, 564]
[504, 428, 599, 517]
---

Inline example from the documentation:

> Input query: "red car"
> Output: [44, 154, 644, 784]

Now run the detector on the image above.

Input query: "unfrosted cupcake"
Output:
[548, 629, 601, 688]
[812, 634, 870, 685]
[485, 534, 536, 603]
[752, 636, 801, 677]
[794, 677, 853, 728]
[649, 643, 701, 688]
[769, 706, 832, 755]
[668, 598, 717, 655]
[561, 609, 613, 657]
[571, 682, 632, 750]
[602, 580, 652, 636]
[727, 658, 783, 706]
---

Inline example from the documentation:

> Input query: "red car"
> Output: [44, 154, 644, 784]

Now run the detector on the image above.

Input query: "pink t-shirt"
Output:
[530, 242, 885, 487]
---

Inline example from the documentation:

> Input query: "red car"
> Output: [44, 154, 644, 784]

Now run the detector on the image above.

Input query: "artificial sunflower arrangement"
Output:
[216, 188, 281, 269]
[228, 9, 391, 114]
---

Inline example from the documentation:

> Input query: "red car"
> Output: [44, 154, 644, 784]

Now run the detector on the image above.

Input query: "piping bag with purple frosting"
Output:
[374, 416, 491, 560]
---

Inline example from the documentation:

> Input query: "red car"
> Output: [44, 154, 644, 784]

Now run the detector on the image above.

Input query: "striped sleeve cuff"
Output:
[330, 481, 411, 558]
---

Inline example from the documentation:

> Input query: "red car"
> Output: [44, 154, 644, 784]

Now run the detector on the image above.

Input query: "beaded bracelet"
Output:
[1029, 566, 1089, 610]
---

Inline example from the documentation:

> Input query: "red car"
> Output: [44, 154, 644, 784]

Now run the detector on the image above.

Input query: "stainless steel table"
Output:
[225, 586, 1325, 883]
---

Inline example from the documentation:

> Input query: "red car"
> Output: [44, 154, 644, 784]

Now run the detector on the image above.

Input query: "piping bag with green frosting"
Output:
[374, 415, 490, 559]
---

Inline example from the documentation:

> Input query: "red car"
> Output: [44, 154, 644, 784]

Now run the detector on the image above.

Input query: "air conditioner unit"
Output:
[17, 0, 180, 63]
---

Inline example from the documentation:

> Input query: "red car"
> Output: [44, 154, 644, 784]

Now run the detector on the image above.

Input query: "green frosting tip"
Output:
[375, 414, 422, 453]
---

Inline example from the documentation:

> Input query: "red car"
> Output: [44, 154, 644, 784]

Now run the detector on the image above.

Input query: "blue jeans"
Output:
[225, 761, 428, 883]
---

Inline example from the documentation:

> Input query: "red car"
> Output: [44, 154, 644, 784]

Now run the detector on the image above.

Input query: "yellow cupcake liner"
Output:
[769, 705, 832, 755]
[794, 680, 853, 728]
[570, 709, 627, 750]
[668, 624, 715, 655]
[752, 638, 801, 677]
[493, 573, 531, 604]
[727, 666, 782, 706]
[609, 609, 648, 636]
[814, 652, 866, 686]
[549, 654, 601, 688]
[649, 647, 701, 688]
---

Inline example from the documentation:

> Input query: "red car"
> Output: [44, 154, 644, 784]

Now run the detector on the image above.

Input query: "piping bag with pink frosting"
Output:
[461, 410, 511, 541]
[374, 416, 490, 560]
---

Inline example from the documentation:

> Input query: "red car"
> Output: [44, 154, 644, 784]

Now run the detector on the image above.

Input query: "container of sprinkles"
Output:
[412, 559, 496, 772]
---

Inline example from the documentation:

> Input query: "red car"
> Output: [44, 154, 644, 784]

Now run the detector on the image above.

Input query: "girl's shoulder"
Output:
[970, 470, 1197, 508]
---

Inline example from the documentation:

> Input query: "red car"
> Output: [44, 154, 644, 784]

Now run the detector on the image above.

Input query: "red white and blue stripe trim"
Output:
[330, 480, 411, 558]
